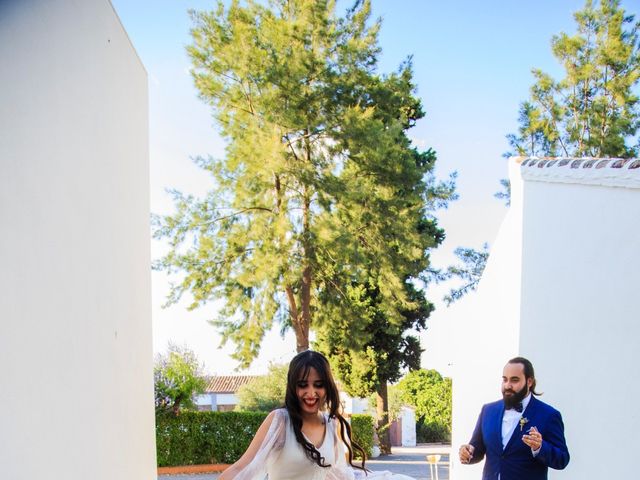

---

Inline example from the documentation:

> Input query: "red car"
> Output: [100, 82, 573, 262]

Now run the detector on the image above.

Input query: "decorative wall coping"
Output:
[514, 156, 640, 189]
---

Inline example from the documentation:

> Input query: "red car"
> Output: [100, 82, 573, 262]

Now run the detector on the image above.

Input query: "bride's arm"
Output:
[219, 410, 277, 480]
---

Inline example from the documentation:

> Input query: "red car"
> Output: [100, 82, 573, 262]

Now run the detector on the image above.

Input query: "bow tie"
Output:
[510, 402, 524, 413]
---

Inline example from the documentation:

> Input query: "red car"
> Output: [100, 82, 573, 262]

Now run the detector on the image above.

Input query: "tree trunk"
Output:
[296, 185, 312, 353]
[376, 381, 391, 454]
[294, 307, 310, 352]
[285, 285, 309, 352]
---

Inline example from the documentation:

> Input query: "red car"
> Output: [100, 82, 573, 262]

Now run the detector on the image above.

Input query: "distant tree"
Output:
[235, 363, 287, 412]
[381, 383, 404, 422]
[397, 369, 452, 442]
[154, 344, 207, 414]
[499, 0, 640, 207]
[507, 0, 640, 158]
[153, 0, 454, 369]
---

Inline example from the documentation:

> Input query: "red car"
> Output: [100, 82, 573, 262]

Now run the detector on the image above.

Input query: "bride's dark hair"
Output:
[284, 350, 367, 470]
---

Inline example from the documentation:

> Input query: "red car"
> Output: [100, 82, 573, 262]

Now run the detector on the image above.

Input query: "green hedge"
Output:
[156, 410, 267, 466]
[156, 410, 376, 466]
[416, 416, 451, 443]
[350, 414, 374, 459]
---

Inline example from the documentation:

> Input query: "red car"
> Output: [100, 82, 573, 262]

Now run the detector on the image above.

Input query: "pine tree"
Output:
[507, 0, 640, 158]
[153, 0, 454, 368]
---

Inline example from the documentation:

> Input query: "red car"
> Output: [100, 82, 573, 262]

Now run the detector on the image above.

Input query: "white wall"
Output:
[195, 393, 215, 409]
[452, 156, 640, 480]
[0, 1, 155, 479]
[217, 393, 238, 405]
[450, 159, 524, 479]
[519, 159, 640, 480]
[400, 407, 416, 447]
[340, 391, 366, 415]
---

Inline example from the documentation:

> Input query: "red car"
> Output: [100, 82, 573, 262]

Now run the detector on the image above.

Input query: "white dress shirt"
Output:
[498, 393, 537, 480]
[501, 393, 539, 456]
[501, 393, 531, 448]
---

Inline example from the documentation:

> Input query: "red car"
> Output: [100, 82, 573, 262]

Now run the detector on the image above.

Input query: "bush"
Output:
[350, 414, 374, 459]
[154, 344, 206, 414]
[416, 418, 451, 443]
[156, 410, 267, 466]
[397, 369, 451, 443]
[156, 410, 377, 466]
[235, 363, 287, 412]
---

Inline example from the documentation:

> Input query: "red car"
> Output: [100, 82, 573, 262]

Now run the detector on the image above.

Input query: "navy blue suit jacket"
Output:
[468, 396, 569, 480]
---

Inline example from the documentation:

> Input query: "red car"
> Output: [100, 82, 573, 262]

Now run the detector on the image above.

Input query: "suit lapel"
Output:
[494, 402, 506, 450]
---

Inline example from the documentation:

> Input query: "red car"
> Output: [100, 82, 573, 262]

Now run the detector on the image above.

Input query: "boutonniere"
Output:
[519, 417, 529, 431]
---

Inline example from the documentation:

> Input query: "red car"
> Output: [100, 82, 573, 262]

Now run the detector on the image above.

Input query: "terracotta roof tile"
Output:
[204, 375, 260, 393]
[518, 156, 640, 188]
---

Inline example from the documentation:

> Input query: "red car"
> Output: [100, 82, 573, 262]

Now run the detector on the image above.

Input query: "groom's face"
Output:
[501, 362, 532, 407]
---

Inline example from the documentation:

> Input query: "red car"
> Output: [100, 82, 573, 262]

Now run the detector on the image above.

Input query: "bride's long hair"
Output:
[284, 350, 367, 470]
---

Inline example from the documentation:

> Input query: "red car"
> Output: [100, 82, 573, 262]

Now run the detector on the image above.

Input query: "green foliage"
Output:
[315, 279, 435, 453]
[397, 369, 452, 443]
[154, 343, 207, 414]
[235, 363, 287, 412]
[507, 0, 640, 158]
[382, 384, 404, 421]
[416, 419, 450, 444]
[156, 409, 375, 466]
[155, 410, 267, 466]
[494, 178, 511, 207]
[350, 414, 375, 459]
[317, 280, 433, 398]
[153, 0, 454, 369]
[442, 243, 489, 306]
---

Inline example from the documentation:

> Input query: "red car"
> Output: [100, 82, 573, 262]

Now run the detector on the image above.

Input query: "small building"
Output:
[339, 390, 370, 415]
[389, 406, 417, 447]
[195, 375, 258, 412]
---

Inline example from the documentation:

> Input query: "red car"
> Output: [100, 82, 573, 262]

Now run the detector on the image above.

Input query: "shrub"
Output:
[417, 418, 451, 443]
[156, 410, 267, 466]
[235, 363, 287, 412]
[350, 414, 374, 459]
[156, 410, 377, 466]
[154, 344, 206, 414]
[397, 369, 451, 443]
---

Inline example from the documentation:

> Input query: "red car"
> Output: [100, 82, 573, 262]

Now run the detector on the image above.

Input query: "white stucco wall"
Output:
[217, 393, 238, 405]
[195, 393, 215, 408]
[0, 1, 154, 479]
[452, 156, 640, 480]
[340, 391, 369, 415]
[518, 158, 640, 480]
[450, 159, 524, 480]
[400, 406, 416, 447]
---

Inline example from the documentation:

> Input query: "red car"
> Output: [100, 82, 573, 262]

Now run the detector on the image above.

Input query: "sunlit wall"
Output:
[0, 1, 155, 479]
[451, 156, 640, 479]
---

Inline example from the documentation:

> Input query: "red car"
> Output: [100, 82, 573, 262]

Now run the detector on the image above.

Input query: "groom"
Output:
[459, 357, 569, 479]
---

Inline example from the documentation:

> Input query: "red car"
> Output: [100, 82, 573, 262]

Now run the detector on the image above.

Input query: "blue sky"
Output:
[111, 0, 636, 375]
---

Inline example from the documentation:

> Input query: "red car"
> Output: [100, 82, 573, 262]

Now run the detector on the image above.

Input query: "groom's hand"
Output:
[459, 444, 475, 464]
[522, 426, 542, 451]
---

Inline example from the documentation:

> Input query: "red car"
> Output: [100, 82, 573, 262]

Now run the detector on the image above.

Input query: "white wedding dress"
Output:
[233, 408, 415, 480]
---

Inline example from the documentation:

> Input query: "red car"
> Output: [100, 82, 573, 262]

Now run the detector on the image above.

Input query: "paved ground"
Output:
[158, 444, 451, 480]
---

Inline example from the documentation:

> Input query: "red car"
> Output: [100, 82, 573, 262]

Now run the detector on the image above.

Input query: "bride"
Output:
[219, 350, 415, 480]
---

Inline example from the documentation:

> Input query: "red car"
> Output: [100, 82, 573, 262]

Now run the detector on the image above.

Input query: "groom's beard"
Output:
[502, 383, 529, 409]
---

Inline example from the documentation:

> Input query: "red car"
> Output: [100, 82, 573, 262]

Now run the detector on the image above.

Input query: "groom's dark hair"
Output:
[508, 356, 542, 396]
